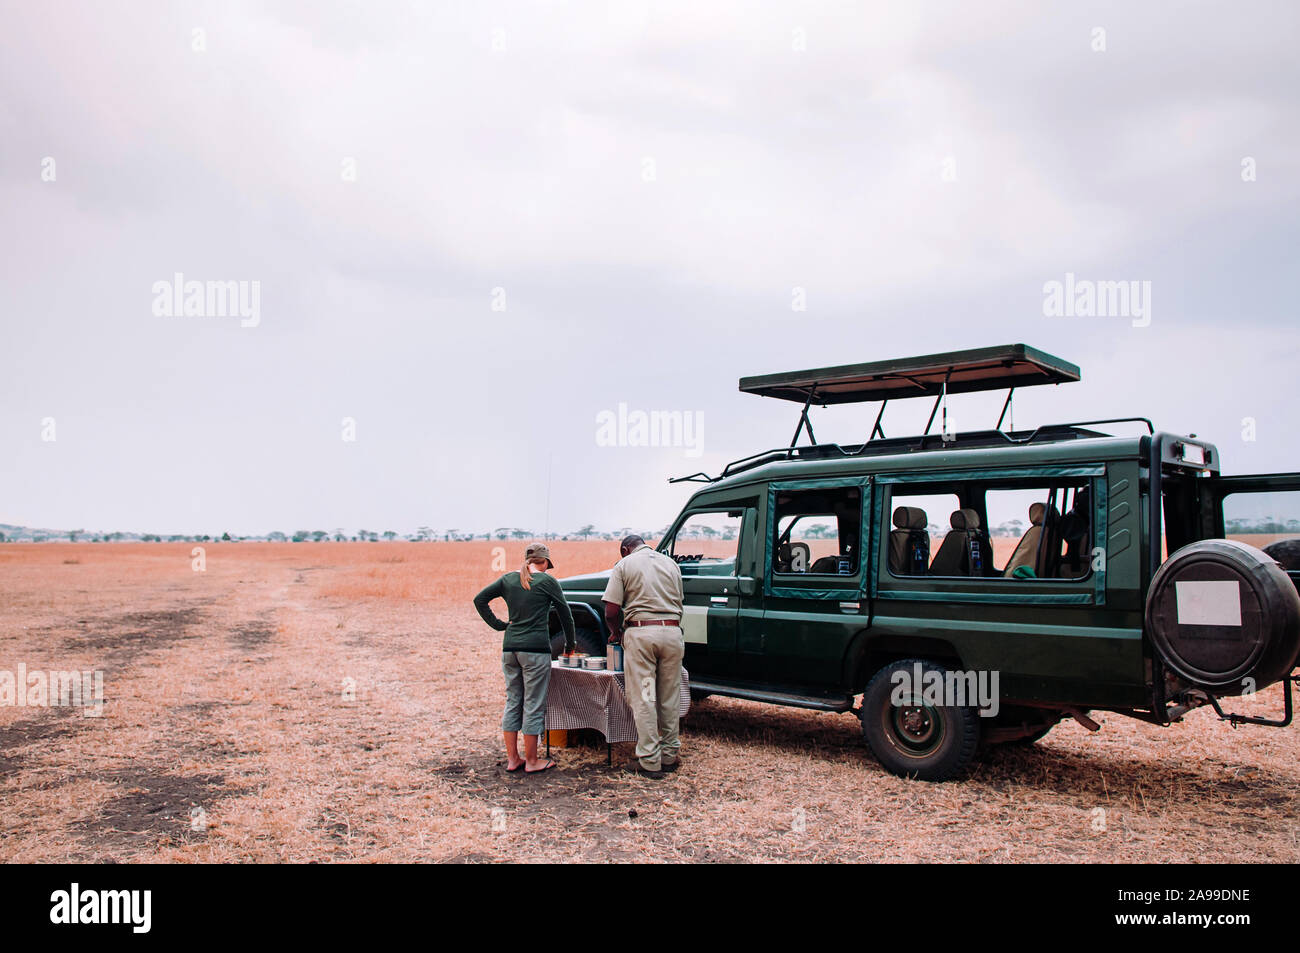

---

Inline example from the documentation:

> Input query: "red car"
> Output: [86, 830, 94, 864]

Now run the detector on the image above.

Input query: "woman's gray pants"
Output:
[501, 651, 551, 735]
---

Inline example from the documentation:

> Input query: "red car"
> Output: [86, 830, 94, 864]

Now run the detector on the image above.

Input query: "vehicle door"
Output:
[661, 503, 760, 678]
[759, 477, 871, 687]
[1201, 472, 1300, 591]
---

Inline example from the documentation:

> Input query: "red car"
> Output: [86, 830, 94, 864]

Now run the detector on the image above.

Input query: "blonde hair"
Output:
[520, 558, 547, 590]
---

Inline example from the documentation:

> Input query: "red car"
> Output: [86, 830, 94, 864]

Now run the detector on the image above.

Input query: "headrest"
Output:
[892, 506, 927, 530]
[1028, 502, 1059, 526]
[950, 508, 980, 530]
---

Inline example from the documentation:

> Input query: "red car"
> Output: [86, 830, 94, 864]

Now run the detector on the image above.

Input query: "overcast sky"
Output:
[2, 1, 1297, 537]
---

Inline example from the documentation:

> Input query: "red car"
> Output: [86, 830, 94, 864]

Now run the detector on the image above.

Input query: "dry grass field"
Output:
[1, 540, 1297, 863]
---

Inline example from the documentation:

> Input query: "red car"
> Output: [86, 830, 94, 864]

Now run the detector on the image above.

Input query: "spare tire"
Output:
[1263, 538, 1300, 572]
[1146, 539, 1300, 693]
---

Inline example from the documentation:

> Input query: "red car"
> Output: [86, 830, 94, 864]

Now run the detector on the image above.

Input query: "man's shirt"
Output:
[602, 544, 684, 623]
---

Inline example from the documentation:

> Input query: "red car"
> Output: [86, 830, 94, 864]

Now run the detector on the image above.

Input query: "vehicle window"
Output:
[986, 484, 1092, 579]
[886, 481, 1093, 580]
[773, 487, 861, 576]
[1224, 490, 1300, 560]
[667, 511, 742, 576]
[887, 493, 958, 575]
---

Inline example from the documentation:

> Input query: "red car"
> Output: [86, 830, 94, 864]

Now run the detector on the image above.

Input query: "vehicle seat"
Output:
[777, 541, 811, 573]
[930, 509, 986, 576]
[1003, 502, 1060, 577]
[810, 554, 843, 573]
[889, 506, 930, 575]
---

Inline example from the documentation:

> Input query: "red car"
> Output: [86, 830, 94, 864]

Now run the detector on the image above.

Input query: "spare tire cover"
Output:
[1146, 539, 1300, 692]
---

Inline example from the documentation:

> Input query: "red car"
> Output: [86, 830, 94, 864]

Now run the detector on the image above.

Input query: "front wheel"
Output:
[861, 658, 981, 782]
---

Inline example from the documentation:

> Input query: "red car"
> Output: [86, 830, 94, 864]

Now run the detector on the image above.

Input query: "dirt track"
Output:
[1, 542, 1297, 863]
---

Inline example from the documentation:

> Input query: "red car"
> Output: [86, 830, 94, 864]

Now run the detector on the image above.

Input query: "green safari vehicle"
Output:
[552, 345, 1300, 780]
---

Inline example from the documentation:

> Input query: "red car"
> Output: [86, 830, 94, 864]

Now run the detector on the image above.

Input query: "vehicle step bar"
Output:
[689, 681, 854, 712]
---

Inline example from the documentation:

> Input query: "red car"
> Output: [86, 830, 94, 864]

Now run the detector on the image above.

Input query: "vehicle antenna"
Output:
[544, 452, 553, 540]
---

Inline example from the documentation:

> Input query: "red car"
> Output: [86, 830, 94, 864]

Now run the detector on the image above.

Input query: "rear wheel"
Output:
[861, 658, 981, 781]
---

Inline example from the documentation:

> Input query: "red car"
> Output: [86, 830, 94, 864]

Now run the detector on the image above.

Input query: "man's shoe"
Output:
[624, 760, 664, 779]
[660, 759, 681, 773]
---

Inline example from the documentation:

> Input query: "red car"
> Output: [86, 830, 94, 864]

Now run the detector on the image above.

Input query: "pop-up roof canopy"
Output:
[739, 343, 1080, 405]
[670, 345, 1150, 484]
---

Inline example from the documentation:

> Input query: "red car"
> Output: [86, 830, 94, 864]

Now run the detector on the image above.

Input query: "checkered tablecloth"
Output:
[545, 663, 690, 744]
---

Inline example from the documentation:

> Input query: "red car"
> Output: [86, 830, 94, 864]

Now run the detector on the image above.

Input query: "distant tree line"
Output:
[2, 524, 669, 543]
[1227, 518, 1300, 535]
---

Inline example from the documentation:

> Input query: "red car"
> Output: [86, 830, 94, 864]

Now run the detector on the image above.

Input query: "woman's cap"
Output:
[525, 543, 554, 569]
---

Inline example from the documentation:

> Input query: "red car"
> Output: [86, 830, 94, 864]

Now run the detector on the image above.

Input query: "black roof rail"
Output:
[1007, 416, 1153, 442]
[668, 418, 1154, 485]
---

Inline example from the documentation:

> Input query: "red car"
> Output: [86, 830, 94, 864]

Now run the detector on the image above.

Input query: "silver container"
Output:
[606, 643, 624, 672]
[582, 657, 607, 670]
[558, 654, 585, 668]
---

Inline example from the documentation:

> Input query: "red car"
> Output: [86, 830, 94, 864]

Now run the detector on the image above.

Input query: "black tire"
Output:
[1146, 539, 1300, 692]
[861, 658, 981, 781]
[1263, 538, 1300, 573]
[549, 627, 605, 660]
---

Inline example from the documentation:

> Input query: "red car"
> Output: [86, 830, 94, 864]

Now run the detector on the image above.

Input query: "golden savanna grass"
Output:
[0, 541, 1297, 863]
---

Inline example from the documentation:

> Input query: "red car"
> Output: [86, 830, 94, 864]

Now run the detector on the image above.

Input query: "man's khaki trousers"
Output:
[622, 626, 685, 771]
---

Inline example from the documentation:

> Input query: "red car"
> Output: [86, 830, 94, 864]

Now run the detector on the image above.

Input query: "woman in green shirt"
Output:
[473, 543, 576, 774]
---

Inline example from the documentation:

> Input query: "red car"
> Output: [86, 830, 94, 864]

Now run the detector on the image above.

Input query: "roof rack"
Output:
[669, 418, 1154, 484]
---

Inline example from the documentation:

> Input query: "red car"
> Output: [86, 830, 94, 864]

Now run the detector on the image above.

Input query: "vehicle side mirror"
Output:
[737, 576, 757, 596]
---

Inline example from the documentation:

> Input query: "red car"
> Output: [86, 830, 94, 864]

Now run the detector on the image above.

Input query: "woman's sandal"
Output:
[506, 761, 526, 772]
[525, 760, 556, 774]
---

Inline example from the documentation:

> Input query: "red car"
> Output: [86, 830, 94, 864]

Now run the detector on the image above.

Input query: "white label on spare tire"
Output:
[1175, 580, 1242, 626]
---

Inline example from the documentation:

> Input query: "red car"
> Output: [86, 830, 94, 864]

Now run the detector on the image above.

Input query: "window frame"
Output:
[774, 513, 851, 576]
[662, 507, 747, 577]
[764, 476, 871, 599]
[872, 465, 1108, 606]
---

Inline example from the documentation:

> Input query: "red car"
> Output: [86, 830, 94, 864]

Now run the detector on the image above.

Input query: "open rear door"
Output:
[1202, 472, 1300, 590]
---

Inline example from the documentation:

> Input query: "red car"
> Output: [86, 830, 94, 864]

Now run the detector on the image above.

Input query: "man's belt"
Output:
[624, 619, 681, 628]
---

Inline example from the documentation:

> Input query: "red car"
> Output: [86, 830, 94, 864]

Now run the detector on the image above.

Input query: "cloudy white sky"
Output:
[2, 0, 1297, 537]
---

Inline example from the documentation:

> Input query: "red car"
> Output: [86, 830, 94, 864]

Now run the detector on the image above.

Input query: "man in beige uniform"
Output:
[603, 534, 685, 778]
